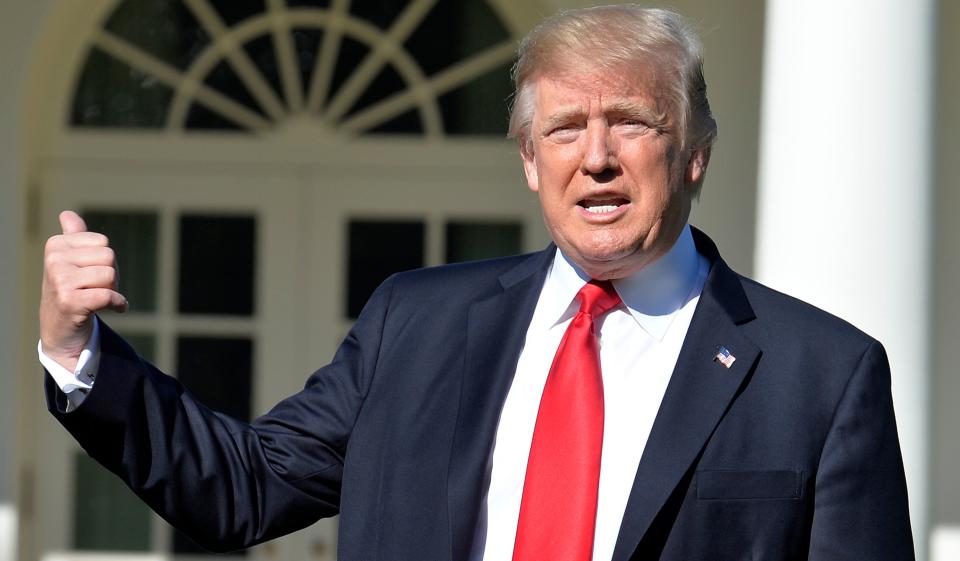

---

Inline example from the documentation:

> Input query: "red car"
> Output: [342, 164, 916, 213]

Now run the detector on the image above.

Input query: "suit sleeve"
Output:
[808, 340, 915, 560]
[45, 276, 397, 553]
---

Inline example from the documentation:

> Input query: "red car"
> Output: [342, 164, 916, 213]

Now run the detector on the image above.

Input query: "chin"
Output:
[582, 238, 642, 263]
[573, 247, 647, 280]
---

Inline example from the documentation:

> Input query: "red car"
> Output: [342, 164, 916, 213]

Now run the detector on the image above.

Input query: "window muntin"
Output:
[71, 0, 515, 137]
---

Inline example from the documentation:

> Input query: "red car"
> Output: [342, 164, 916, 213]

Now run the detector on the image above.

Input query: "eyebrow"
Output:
[539, 107, 587, 134]
[604, 100, 668, 126]
[539, 100, 668, 134]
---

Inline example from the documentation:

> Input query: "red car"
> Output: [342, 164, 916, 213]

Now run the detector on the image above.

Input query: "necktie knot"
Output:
[576, 280, 622, 318]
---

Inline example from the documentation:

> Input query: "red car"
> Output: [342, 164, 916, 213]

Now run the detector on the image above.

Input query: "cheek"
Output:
[537, 146, 582, 180]
[626, 148, 687, 203]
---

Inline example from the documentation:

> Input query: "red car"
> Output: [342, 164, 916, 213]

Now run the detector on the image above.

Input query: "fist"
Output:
[40, 210, 128, 371]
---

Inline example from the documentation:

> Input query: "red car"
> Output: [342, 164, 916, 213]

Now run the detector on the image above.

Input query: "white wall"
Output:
[932, 0, 960, 558]
[0, 36, 21, 507]
[668, 0, 766, 276]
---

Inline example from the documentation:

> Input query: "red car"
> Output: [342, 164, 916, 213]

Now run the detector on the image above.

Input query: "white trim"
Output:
[42, 555, 168, 561]
[265, 0, 305, 112]
[340, 39, 516, 135]
[182, 0, 288, 121]
[45, 133, 521, 170]
[322, 0, 439, 124]
[0, 504, 15, 561]
[306, 0, 351, 115]
[933, 526, 960, 561]
[163, 9, 439, 134]
[92, 30, 273, 132]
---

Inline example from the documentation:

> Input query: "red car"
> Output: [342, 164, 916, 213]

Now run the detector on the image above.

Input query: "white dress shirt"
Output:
[38, 317, 102, 411]
[40, 226, 707, 561]
[469, 225, 708, 561]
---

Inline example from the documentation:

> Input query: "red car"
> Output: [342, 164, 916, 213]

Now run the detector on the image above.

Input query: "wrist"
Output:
[39, 343, 82, 373]
[39, 326, 92, 373]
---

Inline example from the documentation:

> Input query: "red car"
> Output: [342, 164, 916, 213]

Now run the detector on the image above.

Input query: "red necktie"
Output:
[513, 280, 622, 561]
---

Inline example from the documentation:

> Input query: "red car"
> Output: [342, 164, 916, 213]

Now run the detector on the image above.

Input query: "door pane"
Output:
[175, 336, 252, 422]
[120, 332, 156, 364]
[173, 335, 252, 555]
[71, 48, 175, 128]
[73, 453, 151, 551]
[347, 220, 424, 318]
[408, 0, 512, 135]
[103, 0, 210, 71]
[445, 221, 522, 263]
[178, 214, 256, 316]
[82, 210, 158, 313]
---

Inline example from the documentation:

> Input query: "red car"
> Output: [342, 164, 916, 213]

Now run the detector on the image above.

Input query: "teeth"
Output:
[585, 205, 619, 214]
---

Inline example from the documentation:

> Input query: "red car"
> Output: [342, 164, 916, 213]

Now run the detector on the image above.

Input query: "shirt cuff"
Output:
[38, 317, 102, 408]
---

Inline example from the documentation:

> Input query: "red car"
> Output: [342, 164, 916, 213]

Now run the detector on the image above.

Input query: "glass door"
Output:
[35, 163, 316, 561]
[30, 138, 546, 561]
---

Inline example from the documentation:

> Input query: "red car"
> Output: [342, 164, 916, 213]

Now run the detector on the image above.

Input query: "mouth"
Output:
[578, 197, 631, 216]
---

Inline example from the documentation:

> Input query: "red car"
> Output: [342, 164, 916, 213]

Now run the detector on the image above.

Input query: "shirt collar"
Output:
[542, 225, 704, 340]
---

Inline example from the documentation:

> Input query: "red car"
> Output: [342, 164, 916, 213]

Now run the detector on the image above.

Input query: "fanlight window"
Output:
[71, 0, 518, 137]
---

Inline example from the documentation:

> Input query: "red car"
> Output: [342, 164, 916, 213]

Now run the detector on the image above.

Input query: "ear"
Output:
[520, 139, 540, 193]
[684, 147, 711, 186]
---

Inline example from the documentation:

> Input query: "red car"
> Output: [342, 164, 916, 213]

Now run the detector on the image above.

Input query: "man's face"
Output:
[521, 67, 706, 280]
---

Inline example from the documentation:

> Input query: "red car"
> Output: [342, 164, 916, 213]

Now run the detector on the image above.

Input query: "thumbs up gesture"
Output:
[40, 210, 128, 372]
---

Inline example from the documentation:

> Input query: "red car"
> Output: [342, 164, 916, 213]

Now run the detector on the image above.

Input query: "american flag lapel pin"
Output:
[714, 346, 736, 368]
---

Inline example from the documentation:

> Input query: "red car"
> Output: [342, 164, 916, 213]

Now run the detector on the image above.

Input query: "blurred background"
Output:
[0, 0, 955, 560]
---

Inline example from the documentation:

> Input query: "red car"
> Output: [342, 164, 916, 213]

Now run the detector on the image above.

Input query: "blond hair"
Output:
[508, 5, 717, 155]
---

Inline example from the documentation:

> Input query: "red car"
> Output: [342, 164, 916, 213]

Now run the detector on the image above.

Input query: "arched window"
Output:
[71, 0, 518, 137]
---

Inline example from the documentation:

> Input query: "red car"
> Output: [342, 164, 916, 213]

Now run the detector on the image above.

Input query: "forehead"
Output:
[530, 66, 670, 116]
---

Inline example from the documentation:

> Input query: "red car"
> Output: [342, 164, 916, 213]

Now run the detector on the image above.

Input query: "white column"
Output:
[756, 1, 933, 559]
[932, 527, 960, 561]
[2, 3, 63, 560]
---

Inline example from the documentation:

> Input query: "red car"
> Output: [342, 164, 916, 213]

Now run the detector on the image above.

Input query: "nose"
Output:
[580, 120, 618, 175]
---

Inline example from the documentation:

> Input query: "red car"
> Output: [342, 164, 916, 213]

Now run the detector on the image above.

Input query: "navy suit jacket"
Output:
[48, 229, 914, 560]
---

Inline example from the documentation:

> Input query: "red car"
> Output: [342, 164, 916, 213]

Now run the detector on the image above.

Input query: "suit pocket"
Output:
[696, 469, 802, 500]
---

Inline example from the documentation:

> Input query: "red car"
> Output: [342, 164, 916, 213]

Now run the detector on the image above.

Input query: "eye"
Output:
[615, 118, 652, 136]
[618, 118, 648, 128]
[546, 123, 582, 141]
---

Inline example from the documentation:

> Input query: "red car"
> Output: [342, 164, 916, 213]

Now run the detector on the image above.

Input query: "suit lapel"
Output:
[611, 231, 761, 561]
[447, 248, 553, 561]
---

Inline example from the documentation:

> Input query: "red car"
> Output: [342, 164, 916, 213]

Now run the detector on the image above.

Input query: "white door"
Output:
[36, 160, 317, 561]
[32, 136, 547, 561]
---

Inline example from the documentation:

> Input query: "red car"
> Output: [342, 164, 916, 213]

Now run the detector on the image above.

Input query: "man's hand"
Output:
[40, 210, 128, 372]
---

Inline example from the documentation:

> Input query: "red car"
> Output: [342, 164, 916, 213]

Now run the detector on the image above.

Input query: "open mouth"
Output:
[579, 197, 630, 215]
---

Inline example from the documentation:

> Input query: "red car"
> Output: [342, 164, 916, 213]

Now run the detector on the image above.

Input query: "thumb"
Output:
[109, 290, 129, 314]
[59, 210, 88, 235]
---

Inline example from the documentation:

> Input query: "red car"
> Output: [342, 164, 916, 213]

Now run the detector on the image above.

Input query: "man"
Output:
[39, 5, 914, 561]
